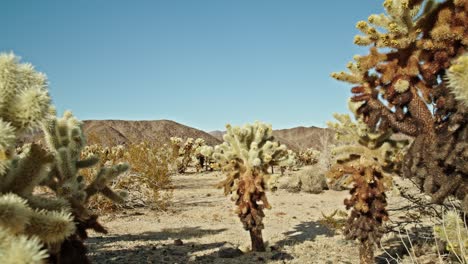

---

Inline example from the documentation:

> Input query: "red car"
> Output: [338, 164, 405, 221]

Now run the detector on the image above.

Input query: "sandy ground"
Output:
[85, 169, 415, 264]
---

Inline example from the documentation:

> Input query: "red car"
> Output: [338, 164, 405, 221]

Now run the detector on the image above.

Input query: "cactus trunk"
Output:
[249, 229, 265, 252]
[359, 240, 374, 264]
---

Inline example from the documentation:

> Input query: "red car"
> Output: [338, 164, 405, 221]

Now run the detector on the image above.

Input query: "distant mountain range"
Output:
[19, 120, 334, 151]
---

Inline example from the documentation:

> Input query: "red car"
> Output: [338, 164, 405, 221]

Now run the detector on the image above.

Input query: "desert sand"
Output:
[86, 168, 413, 264]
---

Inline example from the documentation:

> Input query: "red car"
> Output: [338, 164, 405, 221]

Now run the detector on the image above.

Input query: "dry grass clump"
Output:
[124, 141, 173, 211]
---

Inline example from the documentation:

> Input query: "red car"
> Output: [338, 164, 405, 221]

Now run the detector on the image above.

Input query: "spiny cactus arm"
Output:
[85, 163, 129, 203]
[0, 193, 75, 244]
[0, 228, 48, 264]
[446, 53, 468, 106]
[0, 53, 53, 132]
[26, 195, 70, 212]
[25, 209, 76, 244]
[2, 144, 54, 195]
[0, 193, 33, 234]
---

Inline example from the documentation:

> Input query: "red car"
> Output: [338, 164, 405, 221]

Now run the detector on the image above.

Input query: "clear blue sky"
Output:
[1, 0, 383, 131]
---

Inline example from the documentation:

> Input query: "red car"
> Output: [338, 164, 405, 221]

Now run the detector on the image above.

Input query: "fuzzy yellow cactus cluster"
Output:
[446, 53, 468, 106]
[169, 137, 196, 173]
[298, 148, 321, 166]
[0, 53, 129, 263]
[198, 145, 217, 171]
[279, 149, 298, 173]
[434, 210, 468, 261]
[327, 113, 408, 264]
[213, 121, 288, 252]
[332, 0, 468, 213]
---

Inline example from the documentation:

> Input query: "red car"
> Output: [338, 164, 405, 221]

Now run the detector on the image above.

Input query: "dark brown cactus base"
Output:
[249, 229, 266, 252]
[359, 241, 374, 264]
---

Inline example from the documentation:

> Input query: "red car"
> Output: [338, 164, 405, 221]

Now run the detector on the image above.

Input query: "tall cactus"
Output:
[327, 113, 408, 264]
[331, 0, 468, 212]
[213, 121, 288, 251]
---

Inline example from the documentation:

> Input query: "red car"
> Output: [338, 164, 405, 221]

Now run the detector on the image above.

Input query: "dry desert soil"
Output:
[85, 169, 413, 264]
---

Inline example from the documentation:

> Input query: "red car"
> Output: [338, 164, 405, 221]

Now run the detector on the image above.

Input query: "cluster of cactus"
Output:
[298, 148, 321, 166]
[213, 121, 289, 251]
[192, 138, 207, 172]
[278, 149, 298, 175]
[198, 145, 217, 171]
[332, 0, 468, 213]
[0, 53, 128, 263]
[169, 137, 195, 173]
[169, 136, 216, 173]
[327, 113, 408, 264]
[82, 144, 125, 167]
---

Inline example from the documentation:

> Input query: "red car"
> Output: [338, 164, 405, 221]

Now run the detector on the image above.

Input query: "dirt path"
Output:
[86, 171, 383, 263]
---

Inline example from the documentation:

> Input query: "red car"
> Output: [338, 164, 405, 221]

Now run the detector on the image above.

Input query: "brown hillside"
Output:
[273, 126, 335, 152]
[19, 120, 222, 147]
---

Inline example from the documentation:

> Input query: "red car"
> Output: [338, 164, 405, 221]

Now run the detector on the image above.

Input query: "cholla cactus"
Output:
[327, 113, 408, 264]
[446, 53, 468, 107]
[192, 138, 207, 172]
[0, 53, 129, 263]
[279, 150, 298, 175]
[298, 148, 321, 166]
[169, 137, 197, 173]
[331, 0, 468, 212]
[213, 121, 288, 251]
[199, 145, 216, 171]
[434, 210, 468, 261]
[0, 53, 75, 263]
[178, 138, 194, 173]
[169, 136, 182, 159]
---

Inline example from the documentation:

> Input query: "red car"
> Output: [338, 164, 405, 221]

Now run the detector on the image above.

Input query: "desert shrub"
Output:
[296, 166, 328, 194]
[124, 141, 172, 210]
[275, 166, 328, 194]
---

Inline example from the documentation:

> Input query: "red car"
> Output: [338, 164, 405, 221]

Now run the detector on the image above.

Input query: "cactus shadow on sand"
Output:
[86, 227, 229, 263]
[274, 220, 334, 248]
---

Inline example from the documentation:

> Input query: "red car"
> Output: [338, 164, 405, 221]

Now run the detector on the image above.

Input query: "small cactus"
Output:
[213, 121, 288, 251]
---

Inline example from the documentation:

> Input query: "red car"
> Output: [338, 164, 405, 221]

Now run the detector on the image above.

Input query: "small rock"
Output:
[218, 247, 243, 258]
[206, 193, 211, 197]
[257, 256, 265, 261]
[174, 239, 183, 246]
